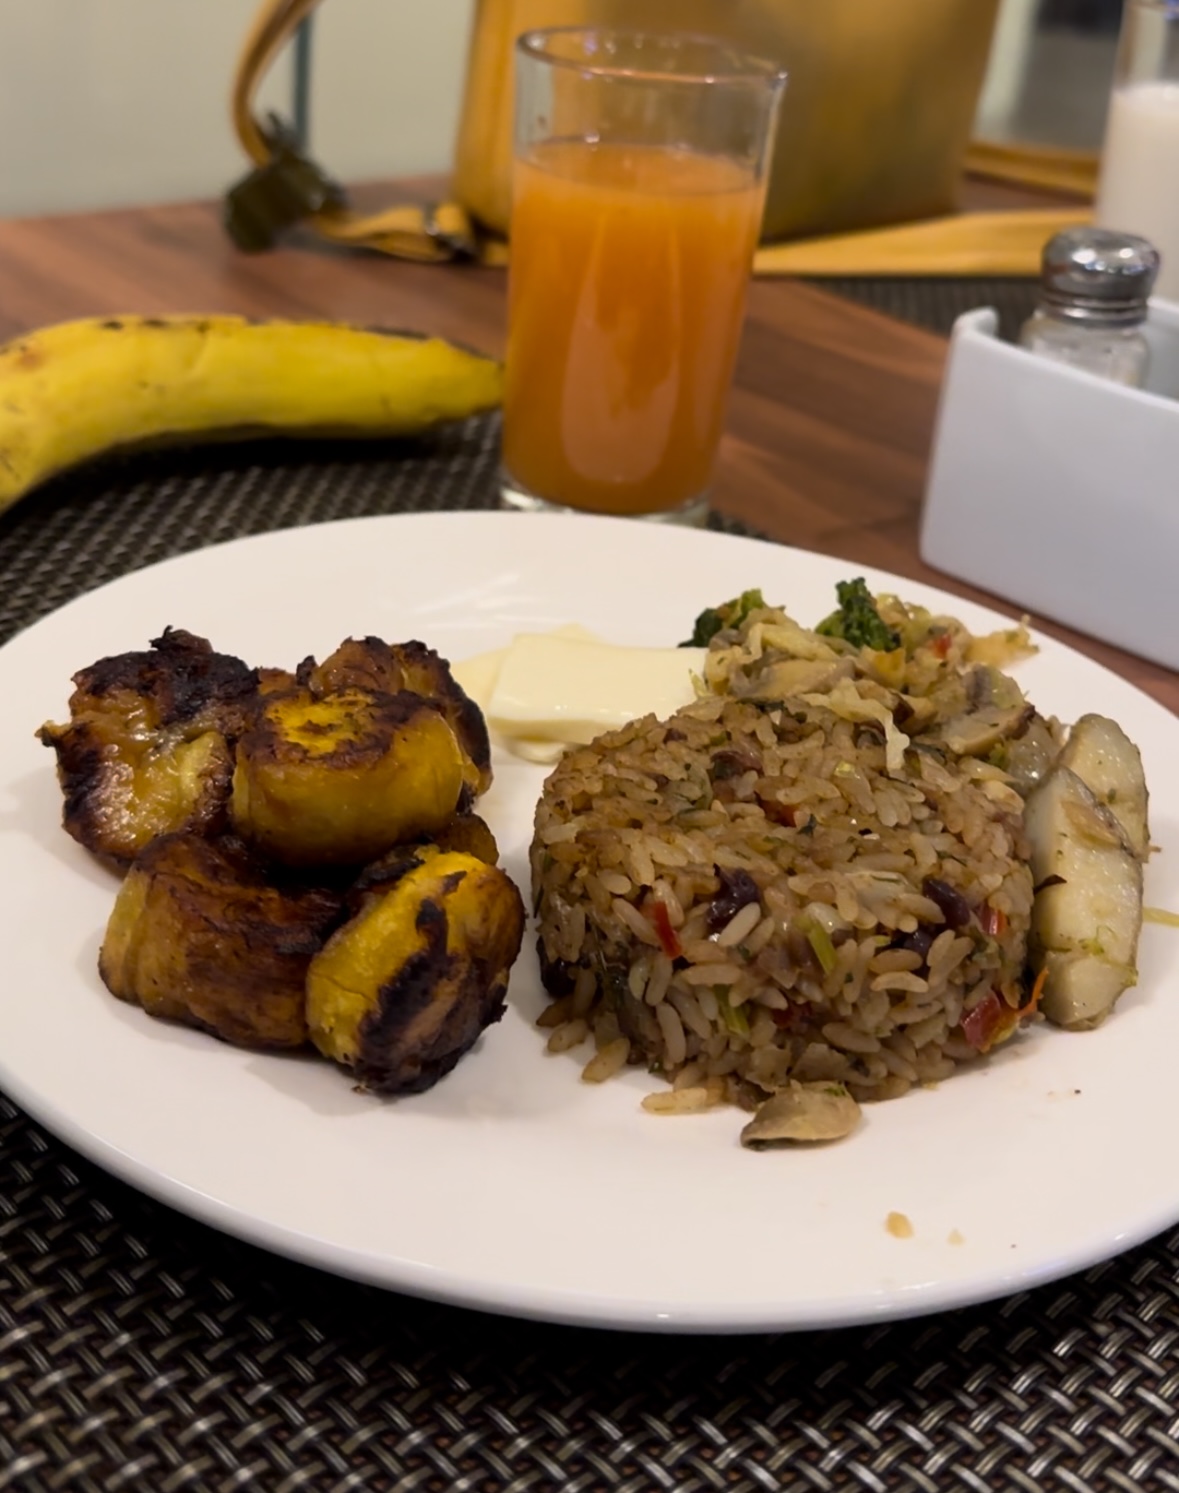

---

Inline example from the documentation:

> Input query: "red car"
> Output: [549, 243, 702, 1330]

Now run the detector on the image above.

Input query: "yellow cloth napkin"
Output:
[475, 207, 1090, 277]
[750, 208, 1091, 278]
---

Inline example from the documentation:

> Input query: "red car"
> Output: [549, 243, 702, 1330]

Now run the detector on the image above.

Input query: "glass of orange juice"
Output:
[499, 28, 787, 525]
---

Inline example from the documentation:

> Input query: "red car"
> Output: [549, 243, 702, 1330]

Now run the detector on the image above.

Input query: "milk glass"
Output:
[1094, 0, 1179, 303]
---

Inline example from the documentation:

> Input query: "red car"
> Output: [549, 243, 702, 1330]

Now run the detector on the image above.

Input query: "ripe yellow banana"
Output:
[0, 314, 504, 510]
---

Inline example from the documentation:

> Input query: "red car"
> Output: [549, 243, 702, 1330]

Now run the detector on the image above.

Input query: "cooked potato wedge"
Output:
[1025, 766, 1143, 1030]
[37, 629, 257, 864]
[307, 849, 525, 1093]
[231, 684, 467, 867]
[100, 832, 344, 1048]
[1058, 712, 1150, 861]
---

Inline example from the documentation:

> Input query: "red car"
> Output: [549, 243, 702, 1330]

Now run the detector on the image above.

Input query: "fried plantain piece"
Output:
[37, 628, 258, 865]
[99, 832, 345, 1049]
[306, 849, 525, 1093]
[349, 811, 502, 903]
[231, 682, 467, 867]
[256, 665, 299, 697]
[302, 637, 492, 797]
[425, 810, 500, 864]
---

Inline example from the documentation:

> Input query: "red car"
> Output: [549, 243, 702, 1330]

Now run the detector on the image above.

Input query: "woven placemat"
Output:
[3, 373, 1178, 1493]
[816, 277, 1041, 343]
[0, 417, 759, 650]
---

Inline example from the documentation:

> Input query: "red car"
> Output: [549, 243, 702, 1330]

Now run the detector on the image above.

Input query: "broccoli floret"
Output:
[681, 588, 766, 647]
[815, 578, 900, 651]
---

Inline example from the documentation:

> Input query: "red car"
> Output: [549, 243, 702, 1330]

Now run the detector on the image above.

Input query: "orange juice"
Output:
[502, 141, 764, 516]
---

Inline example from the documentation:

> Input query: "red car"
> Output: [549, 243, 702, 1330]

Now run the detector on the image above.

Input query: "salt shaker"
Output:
[1018, 227, 1159, 387]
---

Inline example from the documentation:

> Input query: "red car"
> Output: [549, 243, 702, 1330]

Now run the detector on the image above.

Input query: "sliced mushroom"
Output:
[895, 694, 940, 733]
[1058, 713, 1150, 861]
[965, 664, 997, 709]
[933, 699, 1035, 758]
[739, 1080, 862, 1147]
[758, 619, 842, 662]
[733, 656, 855, 702]
[1024, 765, 1143, 1031]
[1002, 711, 1063, 798]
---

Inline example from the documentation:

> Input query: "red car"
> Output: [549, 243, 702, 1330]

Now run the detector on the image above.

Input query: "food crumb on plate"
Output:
[948, 1228, 965, 1246]
[640, 1085, 724, 1115]
[886, 1211, 914, 1239]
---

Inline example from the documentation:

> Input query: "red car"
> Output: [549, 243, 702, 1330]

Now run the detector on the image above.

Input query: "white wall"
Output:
[0, 1, 1063, 220]
[0, 0, 473, 217]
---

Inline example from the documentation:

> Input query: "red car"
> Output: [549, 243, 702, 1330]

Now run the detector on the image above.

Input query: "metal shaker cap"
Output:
[1038, 227, 1160, 326]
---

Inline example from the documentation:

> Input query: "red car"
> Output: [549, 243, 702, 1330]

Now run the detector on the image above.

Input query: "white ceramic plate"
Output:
[1, 511, 1176, 1334]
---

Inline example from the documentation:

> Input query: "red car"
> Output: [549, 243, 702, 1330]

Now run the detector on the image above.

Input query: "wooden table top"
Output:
[0, 187, 1172, 713]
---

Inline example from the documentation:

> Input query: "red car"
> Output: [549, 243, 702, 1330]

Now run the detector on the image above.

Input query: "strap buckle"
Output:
[223, 114, 347, 252]
[421, 202, 479, 263]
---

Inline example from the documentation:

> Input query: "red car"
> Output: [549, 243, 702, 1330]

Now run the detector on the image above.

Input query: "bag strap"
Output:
[228, 0, 478, 263]
[225, 0, 1095, 276]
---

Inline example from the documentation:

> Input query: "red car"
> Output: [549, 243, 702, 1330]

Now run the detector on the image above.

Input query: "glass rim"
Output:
[516, 27, 788, 89]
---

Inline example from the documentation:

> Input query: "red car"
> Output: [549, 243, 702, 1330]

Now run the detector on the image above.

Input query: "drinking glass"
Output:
[499, 28, 787, 525]
[1094, 0, 1179, 303]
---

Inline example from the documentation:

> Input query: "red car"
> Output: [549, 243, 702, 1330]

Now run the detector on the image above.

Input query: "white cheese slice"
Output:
[450, 623, 601, 717]
[486, 633, 708, 746]
[450, 645, 508, 717]
[500, 735, 569, 765]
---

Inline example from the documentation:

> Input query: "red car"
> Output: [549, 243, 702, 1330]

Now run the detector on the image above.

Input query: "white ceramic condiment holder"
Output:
[920, 297, 1179, 672]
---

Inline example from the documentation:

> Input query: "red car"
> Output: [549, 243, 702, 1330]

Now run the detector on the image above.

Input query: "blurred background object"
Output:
[0, 0, 1124, 218]
[975, 0, 1122, 149]
[1091, 0, 1179, 301]
[447, 0, 999, 247]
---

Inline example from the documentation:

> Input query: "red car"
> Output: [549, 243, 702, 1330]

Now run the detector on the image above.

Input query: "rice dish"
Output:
[529, 589, 1058, 1126]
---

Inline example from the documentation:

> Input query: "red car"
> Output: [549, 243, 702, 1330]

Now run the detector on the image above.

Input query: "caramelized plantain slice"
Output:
[231, 683, 467, 867]
[37, 628, 258, 865]
[306, 849, 525, 1093]
[349, 812, 502, 904]
[100, 832, 344, 1049]
[426, 810, 500, 864]
[302, 636, 492, 797]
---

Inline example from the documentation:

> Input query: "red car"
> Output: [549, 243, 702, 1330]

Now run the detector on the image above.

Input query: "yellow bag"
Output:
[452, 0, 1000, 243]
[228, 0, 1094, 275]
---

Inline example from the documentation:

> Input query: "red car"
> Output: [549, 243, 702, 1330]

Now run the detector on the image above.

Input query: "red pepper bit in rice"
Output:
[961, 966, 1048, 1052]
[647, 899, 682, 959]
